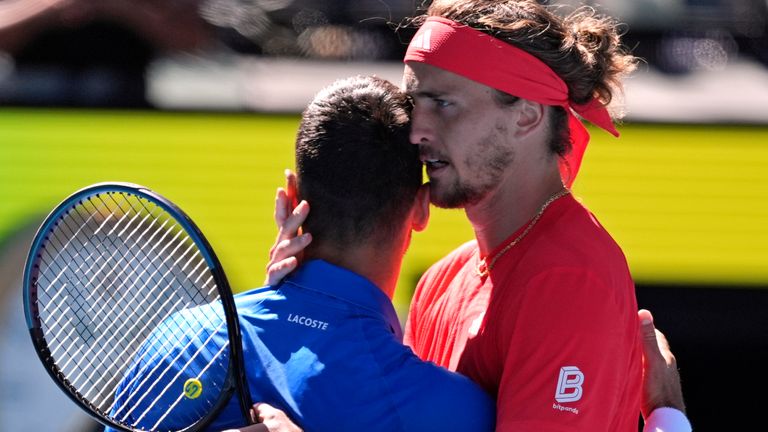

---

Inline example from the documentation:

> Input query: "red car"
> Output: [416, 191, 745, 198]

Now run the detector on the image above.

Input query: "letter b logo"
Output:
[555, 366, 584, 403]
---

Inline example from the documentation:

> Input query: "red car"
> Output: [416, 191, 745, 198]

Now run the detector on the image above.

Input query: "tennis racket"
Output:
[23, 182, 253, 432]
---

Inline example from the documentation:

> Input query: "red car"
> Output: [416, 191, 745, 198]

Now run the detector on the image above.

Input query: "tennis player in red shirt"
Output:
[263, 1, 685, 430]
[398, 1, 641, 430]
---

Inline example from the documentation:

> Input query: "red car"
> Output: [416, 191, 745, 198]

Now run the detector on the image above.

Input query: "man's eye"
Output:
[435, 99, 451, 108]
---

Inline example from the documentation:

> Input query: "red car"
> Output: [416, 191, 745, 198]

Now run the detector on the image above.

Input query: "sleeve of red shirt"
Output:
[494, 267, 639, 432]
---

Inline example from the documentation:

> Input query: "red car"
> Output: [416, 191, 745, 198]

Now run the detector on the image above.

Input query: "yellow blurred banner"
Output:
[1, 110, 767, 314]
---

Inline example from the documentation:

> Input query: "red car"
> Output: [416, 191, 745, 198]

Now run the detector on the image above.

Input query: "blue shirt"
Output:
[107, 260, 495, 432]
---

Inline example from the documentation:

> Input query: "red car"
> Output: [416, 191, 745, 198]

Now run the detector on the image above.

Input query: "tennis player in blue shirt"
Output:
[107, 75, 495, 432]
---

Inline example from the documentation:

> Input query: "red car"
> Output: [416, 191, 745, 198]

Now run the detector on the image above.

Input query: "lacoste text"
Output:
[287, 313, 329, 330]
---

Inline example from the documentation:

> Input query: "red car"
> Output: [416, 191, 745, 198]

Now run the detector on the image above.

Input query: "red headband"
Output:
[404, 16, 619, 187]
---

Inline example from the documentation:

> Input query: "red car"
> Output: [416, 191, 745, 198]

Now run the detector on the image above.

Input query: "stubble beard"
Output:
[429, 177, 485, 209]
[429, 131, 515, 209]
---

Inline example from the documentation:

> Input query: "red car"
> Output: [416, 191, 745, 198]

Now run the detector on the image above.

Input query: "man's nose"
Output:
[409, 104, 435, 145]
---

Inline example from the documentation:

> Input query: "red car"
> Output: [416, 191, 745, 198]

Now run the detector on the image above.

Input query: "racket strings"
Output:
[44, 193, 225, 418]
[149, 339, 231, 431]
[38, 197, 180, 350]
[39, 194, 210, 336]
[108, 306, 226, 416]
[39, 214, 162, 352]
[126, 320, 230, 426]
[31, 191, 232, 425]
[36, 197, 181, 400]
[36, 195, 156, 306]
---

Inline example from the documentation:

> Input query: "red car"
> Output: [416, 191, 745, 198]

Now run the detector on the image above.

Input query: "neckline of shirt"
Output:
[285, 259, 403, 338]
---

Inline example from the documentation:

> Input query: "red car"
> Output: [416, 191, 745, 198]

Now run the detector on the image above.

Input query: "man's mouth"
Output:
[423, 158, 449, 170]
[419, 146, 450, 174]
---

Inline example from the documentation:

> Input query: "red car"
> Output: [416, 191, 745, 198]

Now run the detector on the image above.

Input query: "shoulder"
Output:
[432, 239, 478, 269]
[408, 240, 478, 316]
[418, 240, 477, 286]
[519, 197, 631, 289]
[142, 303, 223, 347]
[553, 197, 626, 263]
[235, 285, 286, 311]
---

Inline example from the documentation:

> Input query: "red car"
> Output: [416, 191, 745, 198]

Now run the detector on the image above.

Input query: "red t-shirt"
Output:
[405, 194, 641, 431]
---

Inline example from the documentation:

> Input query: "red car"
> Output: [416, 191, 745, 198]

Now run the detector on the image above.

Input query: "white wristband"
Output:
[644, 407, 692, 432]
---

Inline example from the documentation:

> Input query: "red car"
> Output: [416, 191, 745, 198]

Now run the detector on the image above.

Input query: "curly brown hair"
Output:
[411, 0, 638, 157]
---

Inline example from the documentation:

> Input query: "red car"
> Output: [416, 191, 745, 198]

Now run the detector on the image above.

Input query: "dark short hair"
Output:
[295, 75, 421, 248]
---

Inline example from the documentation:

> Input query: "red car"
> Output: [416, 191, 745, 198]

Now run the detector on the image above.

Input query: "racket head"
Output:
[23, 182, 251, 432]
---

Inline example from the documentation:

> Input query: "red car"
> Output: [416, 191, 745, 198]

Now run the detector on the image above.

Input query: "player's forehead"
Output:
[403, 62, 469, 97]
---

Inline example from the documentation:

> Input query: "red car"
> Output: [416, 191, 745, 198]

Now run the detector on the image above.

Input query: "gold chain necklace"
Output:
[475, 189, 571, 278]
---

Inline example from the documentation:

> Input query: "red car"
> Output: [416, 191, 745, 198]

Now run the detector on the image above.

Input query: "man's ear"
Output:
[411, 184, 430, 232]
[513, 99, 546, 139]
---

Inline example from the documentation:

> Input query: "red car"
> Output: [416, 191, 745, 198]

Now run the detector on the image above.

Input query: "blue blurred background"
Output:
[1, 0, 767, 430]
